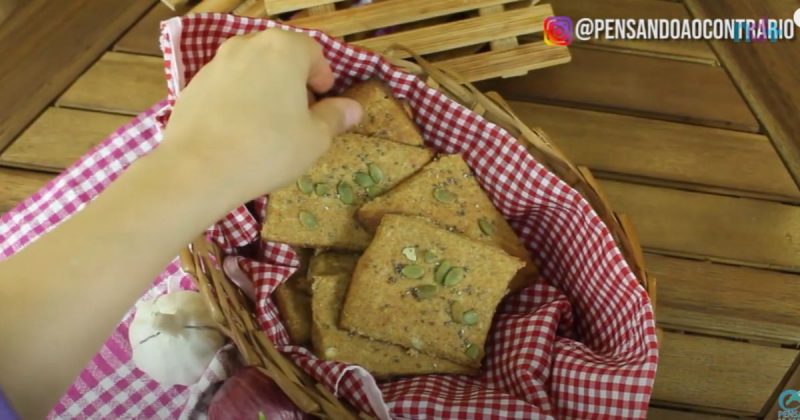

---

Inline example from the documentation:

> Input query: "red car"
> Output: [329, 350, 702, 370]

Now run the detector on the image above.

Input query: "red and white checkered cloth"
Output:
[0, 14, 658, 419]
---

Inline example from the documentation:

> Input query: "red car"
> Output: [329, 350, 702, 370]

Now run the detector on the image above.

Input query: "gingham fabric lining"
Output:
[0, 13, 657, 419]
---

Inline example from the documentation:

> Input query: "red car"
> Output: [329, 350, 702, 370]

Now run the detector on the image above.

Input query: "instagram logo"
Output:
[544, 16, 574, 46]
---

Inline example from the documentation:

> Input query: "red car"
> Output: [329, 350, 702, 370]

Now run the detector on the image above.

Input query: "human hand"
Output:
[156, 29, 362, 205]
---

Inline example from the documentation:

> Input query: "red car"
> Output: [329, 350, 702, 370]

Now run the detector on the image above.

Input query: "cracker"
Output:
[308, 252, 361, 278]
[341, 80, 424, 146]
[274, 275, 312, 345]
[261, 134, 433, 250]
[357, 154, 537, 290]
[310, 254, 473, 377]
[340, 215, 524, 368]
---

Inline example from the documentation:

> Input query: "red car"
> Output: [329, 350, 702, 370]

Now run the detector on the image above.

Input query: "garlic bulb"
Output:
[129, 291, 225, 386]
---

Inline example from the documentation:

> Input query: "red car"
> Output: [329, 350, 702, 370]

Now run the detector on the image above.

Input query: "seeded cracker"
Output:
[340, 215, 524, 368]
[274, 276, 312, 345]
[261, 134, 433, 250]
[310, 252, 474, 377]
[340, 79, 424, 146]
[357, 154, 537, 290]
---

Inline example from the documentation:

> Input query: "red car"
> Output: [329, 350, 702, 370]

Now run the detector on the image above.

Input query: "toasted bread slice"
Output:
[357, 154, 537, 290]
[261, 134, 433, 250]
[310, 253, 474, 377]
[341, 80, 424, 146]
[340, 215, 524, 368]
[274, 275, 312, 345]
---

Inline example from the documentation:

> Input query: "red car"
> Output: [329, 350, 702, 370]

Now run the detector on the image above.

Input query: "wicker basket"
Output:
[177, 45, 658, 418]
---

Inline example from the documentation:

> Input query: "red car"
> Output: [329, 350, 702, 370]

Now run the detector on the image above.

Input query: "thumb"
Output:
[309, 97, 363, 137]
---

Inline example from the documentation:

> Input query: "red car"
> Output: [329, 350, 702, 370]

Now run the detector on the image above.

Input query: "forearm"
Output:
[0, 146, 242, 418]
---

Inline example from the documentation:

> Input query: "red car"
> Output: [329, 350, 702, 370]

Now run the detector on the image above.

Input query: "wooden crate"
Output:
[180, 0, 571, 82]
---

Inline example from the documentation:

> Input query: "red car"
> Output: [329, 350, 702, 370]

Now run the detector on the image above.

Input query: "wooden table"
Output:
[1, 0, 799, 418]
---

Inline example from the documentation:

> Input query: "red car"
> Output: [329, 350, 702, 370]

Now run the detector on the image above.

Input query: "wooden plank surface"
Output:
[547, 0, 717, 65]
[0, 168, 53, 214]
[0, 0, 156, 152]
[477, 48, 760, 132]
[115, 3, 178, 56]
[0, 108, 130, 172]
[439, 42, 570, 82]
[58, 52, 166, 115]
[684, 0, 800, 190]
[652, 332, 797, 414]
[649, 253, 800, 344]
[764, 355, 800, 419]
[647, 407, 733, 420]
[353, 4, 550, 58]
[291, 0, 515, 37]
[264, 0, 342, 15]
[599, 180, 800, 271]
[509, 101, 799, 201]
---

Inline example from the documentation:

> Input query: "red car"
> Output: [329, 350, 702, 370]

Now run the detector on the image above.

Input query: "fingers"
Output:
[309, 97, 363, 137]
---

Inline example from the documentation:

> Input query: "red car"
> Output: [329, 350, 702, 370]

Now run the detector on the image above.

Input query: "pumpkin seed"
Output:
[366, 185, 382, 198]
[401, 246, 417, 261]
[434, 260, 452, 284]
[443, 266, 465, 286]
[464, 343, 481, 359]
[412, 284, 438, 300]
[337, 181, 354, 205]
[314, 182, 330, 196]
[462, 310, 479, 325]
[368, 163, 384, 183]
[354, 172, 375, 187]
[450, 301, 465, 323]
[298, 211, 317, 229]
[297, 176, 314, 194]
[258, 412, 267, 420]
[401, 264, 424, 279]
[423, 250, 438, 263]
[433, 188, 455, 202]
[478, 217, 495, 236]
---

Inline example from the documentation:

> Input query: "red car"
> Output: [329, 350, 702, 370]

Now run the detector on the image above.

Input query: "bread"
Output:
[308, 252, 360, 279]
[261, 133, 433, 250]
[357, 154, 537, 290]
[341, 80, 424, 146]
[340, 215, 525, 368]
[310, 252, 474, 377]
[274, 275, 312, 345]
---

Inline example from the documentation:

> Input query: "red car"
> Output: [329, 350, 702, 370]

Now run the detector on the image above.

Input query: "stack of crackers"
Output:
[265, 80, 538, 377]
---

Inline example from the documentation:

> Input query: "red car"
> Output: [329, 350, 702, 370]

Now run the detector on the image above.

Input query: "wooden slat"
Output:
[115, 3, 179, 56]
[508, 101, 800, 201]
[547, 0, 718, 65]
[477, 48, 760, 132]
[685, 0, 800, 190]
[653, 332, 797, 414]
[649, 253, 800, 344]
[647, 407, 734, 420]
[439, 42, 570, 82]
[599, 180, 800, 271]
[0, 168, 53, 214]
[291, 0, 516, 37]
[0, 108, 130, 172]
[353, 4, 551, 58]
[264, 0, 341, 15]
[0, 0, 157, 152]
[764, 355, 800, 419]
[58, 52, 166, 115]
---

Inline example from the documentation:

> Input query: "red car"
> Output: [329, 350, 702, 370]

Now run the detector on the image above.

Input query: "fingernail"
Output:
[344, 100, 363, 128]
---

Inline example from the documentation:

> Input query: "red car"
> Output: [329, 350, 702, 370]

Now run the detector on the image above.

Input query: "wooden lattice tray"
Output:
[171, 0, 571, 81]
